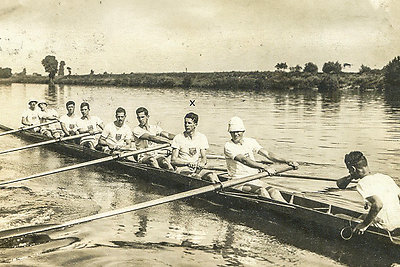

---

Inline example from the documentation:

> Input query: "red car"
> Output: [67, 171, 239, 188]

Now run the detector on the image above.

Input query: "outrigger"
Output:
[0, 123, 399, 247]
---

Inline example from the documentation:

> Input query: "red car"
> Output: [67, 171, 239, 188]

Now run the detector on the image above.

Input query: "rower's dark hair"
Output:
[344, 151, 368, 168]
[116, 107, 126, 115]
[136, 107, 148, 116]
[80, 102, 90, 109]
[66, 100, 75, 107]
[185, 112, 198, 124]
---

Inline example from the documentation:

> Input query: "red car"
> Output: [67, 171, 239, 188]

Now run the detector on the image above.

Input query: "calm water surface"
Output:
[0, 83, 399, 266]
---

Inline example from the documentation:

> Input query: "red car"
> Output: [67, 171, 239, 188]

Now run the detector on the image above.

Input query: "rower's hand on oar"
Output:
[353, 222, 368, 235]
[287, 161, 299, 169]
[262, 166, 276, 175]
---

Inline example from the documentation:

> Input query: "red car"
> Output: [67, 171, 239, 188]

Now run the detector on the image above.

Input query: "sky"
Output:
[0, 0, 399, 74]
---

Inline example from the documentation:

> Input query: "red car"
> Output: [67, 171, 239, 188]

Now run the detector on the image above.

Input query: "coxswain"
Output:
[224, 116, 298, 201]
[60, 100, 79, 136]
[37, 100, 62, 138]
[337, 151, 400, 234]
[133, 107, 174, 170]
[76, 102, 104, 149]
[171, 112, 219, 182]
[97, 107, 133, 153]
[21, 99, 40, 131]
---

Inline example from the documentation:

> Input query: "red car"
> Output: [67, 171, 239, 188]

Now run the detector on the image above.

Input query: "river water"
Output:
[0, 83, 399, 266]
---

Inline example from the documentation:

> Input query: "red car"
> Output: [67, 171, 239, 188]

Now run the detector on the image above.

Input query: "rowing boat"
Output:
[0, 123, 399, 247]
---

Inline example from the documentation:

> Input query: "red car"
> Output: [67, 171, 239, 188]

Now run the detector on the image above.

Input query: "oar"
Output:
[0, 165, 294, 240]
[205, 165, 354, 184]
[0, 144, 170, 186]
[206, 154, 335, 167]
[0, 120, 59, 137]
[0, 132, 97, 155]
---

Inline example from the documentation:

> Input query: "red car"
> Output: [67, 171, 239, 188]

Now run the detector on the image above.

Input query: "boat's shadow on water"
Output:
[119, 173, 400, 267]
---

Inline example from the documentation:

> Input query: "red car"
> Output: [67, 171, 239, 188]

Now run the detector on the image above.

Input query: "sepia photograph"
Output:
[0, 0, 400, 266]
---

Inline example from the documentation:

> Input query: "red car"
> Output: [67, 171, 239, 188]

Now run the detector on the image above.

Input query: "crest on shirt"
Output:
[243, 153, 250, 158]
[69, 124, 75, 129]
[116, 134, 122, 141]
[189, 148, 197, 156]
[88, 125, 94, 130]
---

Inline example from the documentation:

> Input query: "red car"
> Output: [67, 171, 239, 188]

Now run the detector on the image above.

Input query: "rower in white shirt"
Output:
[76, 102, 104, 149]
[224, 116, 298, 201]
[21, 99, 40, 131]
[98, 107, 133, 153]
[60, 100, 79, 136]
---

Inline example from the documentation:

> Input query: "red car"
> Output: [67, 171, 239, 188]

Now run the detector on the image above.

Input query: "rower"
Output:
[60, 101, 79, 137]
[133, 107, 174, 170]
[97, 107, 133, 153]
[337, 151, 400, 234]
[171, 112, 219, 182]
[37, 100, 62, 138]
[224, 116, 298, 201]
[21, 99, 40, 131]
[76, 102, 104, 149]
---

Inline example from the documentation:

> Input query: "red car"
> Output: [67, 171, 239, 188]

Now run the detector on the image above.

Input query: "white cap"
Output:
[38, 100, 48, 106]
[228, 116, 246, 132]
[28, 99, 38, 104]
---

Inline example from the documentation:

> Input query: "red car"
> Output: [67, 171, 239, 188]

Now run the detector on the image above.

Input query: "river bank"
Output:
[0, 71, 384, 92]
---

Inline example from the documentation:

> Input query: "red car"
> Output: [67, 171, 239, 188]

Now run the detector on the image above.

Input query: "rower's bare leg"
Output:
[200, 171, 220, 183]
[157, 157, 174, 170]
[266, 186, 287, 202]
[143, 157, 160, 168]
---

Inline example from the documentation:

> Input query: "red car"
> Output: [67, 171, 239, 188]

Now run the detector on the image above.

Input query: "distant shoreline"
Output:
[0, 71, 383, 92]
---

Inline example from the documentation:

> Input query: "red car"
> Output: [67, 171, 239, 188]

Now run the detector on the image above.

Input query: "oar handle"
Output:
[0, 120, 59, 137]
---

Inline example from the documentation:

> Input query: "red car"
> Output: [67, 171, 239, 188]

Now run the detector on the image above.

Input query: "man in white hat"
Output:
[21, 99, 40, 131]
[224, 116, 298, 200]
[37, 100, 62, 138]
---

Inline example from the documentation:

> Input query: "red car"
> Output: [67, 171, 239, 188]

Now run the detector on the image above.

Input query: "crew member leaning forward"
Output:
[337, 151, 400, 234]
[171, 112, 219, 183]
[37, 100, 62, 138]
[76, 102, 104, 149]
[133, 107, 174, 170]
[98, 107, 132, 153]
[224, 116, 298, 201]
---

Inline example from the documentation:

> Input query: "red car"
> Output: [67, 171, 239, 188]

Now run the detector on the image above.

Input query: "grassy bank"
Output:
[2, 71, 384, 92]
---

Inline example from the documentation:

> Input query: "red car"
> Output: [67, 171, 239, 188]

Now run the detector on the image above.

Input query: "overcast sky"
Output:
[0, 0, 399, 74]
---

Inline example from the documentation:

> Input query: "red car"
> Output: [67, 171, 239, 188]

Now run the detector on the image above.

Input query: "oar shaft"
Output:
[0, 132, 91, 155]
[0, 120, 59, 137]
[0, 143, 170, 186]
[0, 166, 293, 239]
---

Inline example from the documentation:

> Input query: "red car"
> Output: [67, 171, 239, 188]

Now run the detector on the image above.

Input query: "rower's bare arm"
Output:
[21, 117, 30, 126]
[198, 149, 208, 168]
[258, 149, 297, 167]
[160, 131, 175, 140]
[235, 154, 264, 169]
[141, 133, 171, 144]
[354, 195, 383, 234]
[336, 175, 353, 189]
[60, 122, 70, 136]
[171, 148, 188, 167]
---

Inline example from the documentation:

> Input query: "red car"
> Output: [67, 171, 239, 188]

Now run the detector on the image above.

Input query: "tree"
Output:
[41, 55, 58, 83]
[67, 67, 72, 75]
[304, 62, 318, 73]
[359, 64, 372, 74]
[275, 62, 288, 71]
[0, 67, 12, 78]
[289, 65, 302, 72]
[383, 56, 400, 90]
[58, 61, 65, 76]
[322, 61, 342, 74]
